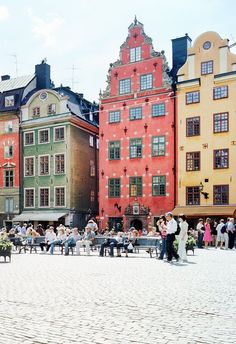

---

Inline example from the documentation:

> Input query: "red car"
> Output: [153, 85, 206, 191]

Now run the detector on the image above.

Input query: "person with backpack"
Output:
[215, 219, 225, 249]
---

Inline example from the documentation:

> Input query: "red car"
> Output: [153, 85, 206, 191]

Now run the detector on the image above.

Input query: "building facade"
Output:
[99, 18, 175, 230]
[0, 73, 38, 228]
[173, 31, 236, 220]
[14, 88, 99, 228]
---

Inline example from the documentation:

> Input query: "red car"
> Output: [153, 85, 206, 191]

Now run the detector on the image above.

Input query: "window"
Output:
[109, 178, 120, 197]
[186, 117, 200, 136]
[152, 103, 165, 117]
[214, 113, 228, 133]
[152, 136, 166, 156]
[186, 152, 200, 171]
[24, 132, 34, 145]
[90, 190, 95, 203]
[186, 187, 200, 205]
[213, 185, 229, 205]
[109, 111, 120, 123]
[119, 78, 131, 94]
[4, 146, 13, 158]
[130, 177, 142, 197]
[186, 91, 200, 104]
[90, 160, 96, 176]
[5, 95, 14, 107]
[5, 197, 14, 213]
[33, 107, 40, 116]
[55, 154, 65, 174]
[25, 189, 34, 208]
[55, 187, 65, 206]
[39, 129, 49, 144]
[25, 157, 34, 176]
[48, 103, 56, 114]
[129, 107, 142, 120]
[109, 141, 120, 160]
[54, 127, 65, 141]
[4, 170, 14, 188]
[39, 156, 49, 175]
[130, 47, 141, 62]
[130, 138, 142, 158]
[152, 176, 166, 196]
[213, 86, 228, 100]
[5, 121, 13, 133]
[201, 60, 213, 75]
[214, 149, 229, 169]
[89, 136, 94, 147]
[40, 188, 49, 207]
[140, 74, 153, 90]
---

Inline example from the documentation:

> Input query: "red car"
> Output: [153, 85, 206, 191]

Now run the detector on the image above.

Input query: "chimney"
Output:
[1, 75, 10, 81]
[170, 34, 192, 80]
[35, 59, 52, 90]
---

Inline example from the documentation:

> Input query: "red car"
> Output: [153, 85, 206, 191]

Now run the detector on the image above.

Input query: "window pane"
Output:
[130, 177, 142, 197]
[152, 176, 166, 196]
[213, 86, 228, 100]
[109, 111, 120, 123]
[130, 47, 141, 62]
[201, 61, 213, 75]
[130, 138, 142, 158]
[140, 74, 153, 90]
[109, 178, 120, 197]
[119, 79, 131, 94]
[186, 187, 200, 205]
[186, 91, 200, 104]
[152, 136, 166, 156]
[152, 103, 165, 117]
[129, 107, 142, 120]
[214, 113, 228, 133]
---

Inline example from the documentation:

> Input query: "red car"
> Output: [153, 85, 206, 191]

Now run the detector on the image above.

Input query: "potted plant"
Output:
[174, 235, 196, 255]
[0, 235, 13, 262]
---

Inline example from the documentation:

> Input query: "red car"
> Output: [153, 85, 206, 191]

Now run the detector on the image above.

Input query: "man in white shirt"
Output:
[165, 212, 179, 263]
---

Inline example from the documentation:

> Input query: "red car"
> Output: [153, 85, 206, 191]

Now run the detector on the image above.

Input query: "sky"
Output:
[0, 0, 236, 102]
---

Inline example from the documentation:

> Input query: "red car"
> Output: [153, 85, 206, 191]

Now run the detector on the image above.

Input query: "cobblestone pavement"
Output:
[0, 248, 235, 344]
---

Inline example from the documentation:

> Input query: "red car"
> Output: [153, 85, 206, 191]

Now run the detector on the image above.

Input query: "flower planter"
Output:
[0, 249, 11, 262]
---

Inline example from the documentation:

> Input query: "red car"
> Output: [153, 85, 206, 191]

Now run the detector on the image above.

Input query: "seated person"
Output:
[76, 226, 95, 256]
[40, 226, 56, 252]
[50, 227, 67, 255]
[62, 228, 81, 255]
[99, 230, 116, 257]
[123, 229, 139, 257]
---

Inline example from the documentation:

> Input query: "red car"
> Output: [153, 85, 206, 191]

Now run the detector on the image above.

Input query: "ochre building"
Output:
[173, 31, 236, 219]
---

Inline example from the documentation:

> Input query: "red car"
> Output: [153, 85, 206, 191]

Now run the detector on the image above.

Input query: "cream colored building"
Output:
[173, 31, 236, 218]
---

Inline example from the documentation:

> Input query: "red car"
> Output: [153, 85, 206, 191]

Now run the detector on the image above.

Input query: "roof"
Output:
[0, 74, 35, 93]
[172, 206, 236, 217]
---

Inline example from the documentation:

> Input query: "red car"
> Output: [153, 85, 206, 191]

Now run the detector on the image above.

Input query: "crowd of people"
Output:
[1, 214, 235, 261]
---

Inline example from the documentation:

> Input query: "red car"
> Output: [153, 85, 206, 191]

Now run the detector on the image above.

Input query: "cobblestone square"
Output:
[0, 249, 235, 344]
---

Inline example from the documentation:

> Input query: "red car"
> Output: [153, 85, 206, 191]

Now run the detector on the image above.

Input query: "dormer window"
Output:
[48, 103, 56, 114]
[130, 47, 141, 62]
[33, 107, 40, 116]
[5, 95, 14, 107]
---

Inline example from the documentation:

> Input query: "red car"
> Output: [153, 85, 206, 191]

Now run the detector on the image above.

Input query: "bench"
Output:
[134, 237, 159, 258]
[27, 236, 46, 253]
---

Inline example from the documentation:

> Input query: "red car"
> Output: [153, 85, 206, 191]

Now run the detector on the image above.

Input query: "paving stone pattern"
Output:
[0, 248, 235, 344]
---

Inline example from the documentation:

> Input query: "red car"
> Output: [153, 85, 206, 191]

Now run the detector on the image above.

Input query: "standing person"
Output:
[215, 219, 225, 249]
[165, 212, 179, 263]
[157, 215, 167, 260]
[227, 218, 235, 249]
[196, 218, 204, 248]
[211, 220, 217, 247]
[177, 215, 188, 262]
[203, 218, 212, 249]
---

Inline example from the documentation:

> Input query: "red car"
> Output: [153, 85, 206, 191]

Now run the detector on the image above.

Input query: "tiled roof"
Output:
[0, 74, 35, 93]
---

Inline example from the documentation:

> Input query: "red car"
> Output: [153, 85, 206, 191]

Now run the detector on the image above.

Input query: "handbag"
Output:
[127, 243, 133, 250]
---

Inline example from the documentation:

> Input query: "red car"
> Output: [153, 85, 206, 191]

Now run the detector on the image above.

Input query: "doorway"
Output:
[130, 219, 143, 230]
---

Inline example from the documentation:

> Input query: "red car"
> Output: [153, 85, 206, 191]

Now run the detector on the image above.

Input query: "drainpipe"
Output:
[16, 109, 23, 215]
[173, 83, 177, 208]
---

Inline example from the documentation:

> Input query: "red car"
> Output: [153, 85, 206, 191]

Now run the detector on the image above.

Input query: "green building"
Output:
[13, 88, 99, 228]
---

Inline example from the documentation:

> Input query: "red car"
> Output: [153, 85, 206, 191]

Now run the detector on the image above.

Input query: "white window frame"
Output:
[38, 128, 50, 145]
[5, 121, 13, 133]
[89, 135, 94, 147]
[24, 156, 35, 177]
[39, 187, 50, 208]
[38, 154, 50, 176]
[54, 153, 66, 175]
[5, 95, 14, 107]
[54, 186, 66, 208]
[130, 46, 141, 63]
[54, 126, 66, 142]
[24, 131, 35, 146]
[24, 188, 35, 208]
[5, 197, 14, 213]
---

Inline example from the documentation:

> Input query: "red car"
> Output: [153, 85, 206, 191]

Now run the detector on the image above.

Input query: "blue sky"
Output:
[0, 0, 235, 101]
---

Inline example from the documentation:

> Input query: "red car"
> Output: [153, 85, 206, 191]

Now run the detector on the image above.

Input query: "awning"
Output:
[12, 212, 68, 222]
[172, 206, 236, 217]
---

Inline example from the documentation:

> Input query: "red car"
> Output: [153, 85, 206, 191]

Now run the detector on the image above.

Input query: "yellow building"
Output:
[173, 31, 236, 219]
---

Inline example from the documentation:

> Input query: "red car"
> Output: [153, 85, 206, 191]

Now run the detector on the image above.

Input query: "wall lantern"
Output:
[144, 123, 148, 133]
[124, 126, 128, 135]
[123, 166, 127, 176]
[100, 131, 104, 138]
[101, 170, 105, 178]
[145, 165, 149, 174]
[199, 182, 209, 199]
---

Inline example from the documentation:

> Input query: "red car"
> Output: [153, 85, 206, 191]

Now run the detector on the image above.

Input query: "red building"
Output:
[99, 18, 175, 231]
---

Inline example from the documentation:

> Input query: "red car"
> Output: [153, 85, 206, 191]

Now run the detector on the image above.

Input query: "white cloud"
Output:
[0, 5, 9, 21]
[27, 9, 64, 48]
